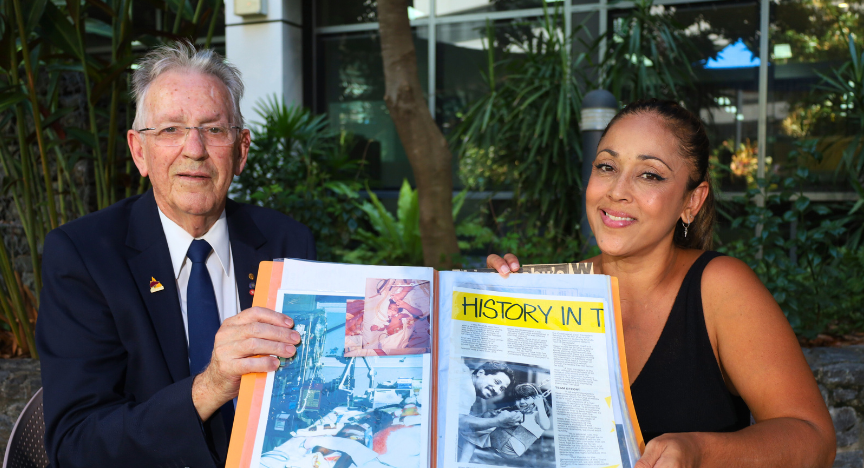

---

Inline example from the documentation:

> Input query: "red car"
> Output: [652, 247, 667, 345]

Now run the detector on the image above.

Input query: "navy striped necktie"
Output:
[186, 239, 235, 432]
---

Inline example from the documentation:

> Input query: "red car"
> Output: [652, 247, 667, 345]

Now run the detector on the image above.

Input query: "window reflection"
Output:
[770, 0, 862, 189]
[316, 28, 428, 189]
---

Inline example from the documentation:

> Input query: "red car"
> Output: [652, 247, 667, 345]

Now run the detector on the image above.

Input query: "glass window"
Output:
[434, 0, 544, 17]
[436, 14, 570, 134]
[608, 1, 761, 192]
[316, 0, 379, 26]
[316, 0, 430, 27]
[769, 0, 862, 190]
[316, 28, 429, 189]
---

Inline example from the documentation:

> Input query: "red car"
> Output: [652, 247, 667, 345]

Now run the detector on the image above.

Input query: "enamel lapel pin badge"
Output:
[149, 277, 164, 293]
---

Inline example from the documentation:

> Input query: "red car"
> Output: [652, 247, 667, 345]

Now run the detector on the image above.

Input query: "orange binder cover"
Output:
[611, 277, 645, 453]
[227, 260, 284, 468]
[227, 266, 643, 466]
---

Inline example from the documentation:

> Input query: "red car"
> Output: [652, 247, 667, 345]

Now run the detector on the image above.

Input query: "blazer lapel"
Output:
[126, 190, 190, 383]
[226, 199, 268, 312]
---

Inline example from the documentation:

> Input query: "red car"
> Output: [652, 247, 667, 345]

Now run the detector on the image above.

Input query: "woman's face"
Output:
[586, 113, 701, 257]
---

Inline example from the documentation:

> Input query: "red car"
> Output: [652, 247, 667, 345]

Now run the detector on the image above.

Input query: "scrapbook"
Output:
[227, 259, 643, 468]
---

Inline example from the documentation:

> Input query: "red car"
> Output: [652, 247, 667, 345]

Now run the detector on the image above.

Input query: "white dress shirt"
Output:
[158, 208, 241, 342]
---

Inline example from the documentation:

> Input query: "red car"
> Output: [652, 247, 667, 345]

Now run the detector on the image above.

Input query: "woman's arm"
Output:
[637, 256, 835, 468]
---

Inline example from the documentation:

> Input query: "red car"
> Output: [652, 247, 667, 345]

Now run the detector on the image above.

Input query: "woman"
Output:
[487, 99, 835, 468]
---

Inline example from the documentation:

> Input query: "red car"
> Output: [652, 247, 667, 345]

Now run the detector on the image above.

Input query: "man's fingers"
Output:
[228, 306, 294, 328]
[233, 337, 297, 358]
[243, 321, 301, 344]
[232, 355, 281, 375]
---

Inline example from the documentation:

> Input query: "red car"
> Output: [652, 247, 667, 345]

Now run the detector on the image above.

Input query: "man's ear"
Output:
[234, 128, 251, 176]
[475, 369, 485, 377]
[128, 130, 149, 177]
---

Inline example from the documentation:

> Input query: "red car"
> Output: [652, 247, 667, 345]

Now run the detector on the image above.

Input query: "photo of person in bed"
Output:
[346, 279, 431, 357]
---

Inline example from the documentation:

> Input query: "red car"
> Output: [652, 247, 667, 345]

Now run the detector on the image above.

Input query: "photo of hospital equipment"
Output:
[258, 294, 428, 468]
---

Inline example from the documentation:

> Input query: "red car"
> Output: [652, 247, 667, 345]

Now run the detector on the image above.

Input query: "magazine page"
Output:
[245, 260, 435, 468]
[455, 263, 594, 275]
[436, 272, 641, 468]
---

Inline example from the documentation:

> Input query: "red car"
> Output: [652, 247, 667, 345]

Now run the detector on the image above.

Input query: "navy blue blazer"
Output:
[36, 189, 316, 468]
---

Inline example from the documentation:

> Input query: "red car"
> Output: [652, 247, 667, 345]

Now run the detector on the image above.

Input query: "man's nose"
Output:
[182, 128, 208, 158]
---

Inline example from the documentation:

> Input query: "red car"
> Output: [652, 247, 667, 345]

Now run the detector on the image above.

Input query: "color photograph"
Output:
[345, 279, 432, 357]
[257, 294, 427, 468]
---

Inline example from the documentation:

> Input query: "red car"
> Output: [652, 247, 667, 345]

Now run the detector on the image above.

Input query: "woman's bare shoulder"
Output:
[700, 253, 792, 346]
[702, 254, 764, 295]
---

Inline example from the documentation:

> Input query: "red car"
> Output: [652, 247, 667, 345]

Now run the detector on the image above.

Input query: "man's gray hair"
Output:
[131, 41, 244, 129]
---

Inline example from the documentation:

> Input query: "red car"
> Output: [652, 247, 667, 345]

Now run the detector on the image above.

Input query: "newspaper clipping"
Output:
[444, 287, 623, 468]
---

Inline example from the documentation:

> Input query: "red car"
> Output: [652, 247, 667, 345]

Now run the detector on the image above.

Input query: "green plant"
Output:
[815, 35, 864, 206]
[598, 0, 701, 103]
[493, 218, 594, 264]
[449, 5, 585, 248]
[719, 154, 864, 337]
[0, 0, 218, 356]
[232, 97, 367, 262]
[451, 0, 706, 259]
[343, 180, 423, 266]
[343, 180, 496, 266]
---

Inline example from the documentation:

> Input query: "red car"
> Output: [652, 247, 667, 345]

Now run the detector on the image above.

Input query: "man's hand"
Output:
[191, 307, 300, 421]
[486, 254, 521, 277]
[494, 410, 522, 427]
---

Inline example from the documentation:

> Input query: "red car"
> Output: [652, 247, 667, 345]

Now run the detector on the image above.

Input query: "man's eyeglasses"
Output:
[135, 125, 242, 147]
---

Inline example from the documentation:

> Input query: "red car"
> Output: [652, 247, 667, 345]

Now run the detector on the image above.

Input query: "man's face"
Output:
[473, 369, 511, 400]
[128, 70, 250, 224]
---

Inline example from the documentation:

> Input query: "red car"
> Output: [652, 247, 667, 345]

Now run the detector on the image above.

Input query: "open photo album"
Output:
[226, 259, 644, 468]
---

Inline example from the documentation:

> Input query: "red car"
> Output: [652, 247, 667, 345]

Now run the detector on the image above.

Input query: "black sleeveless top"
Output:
[630, 251, 751, 442]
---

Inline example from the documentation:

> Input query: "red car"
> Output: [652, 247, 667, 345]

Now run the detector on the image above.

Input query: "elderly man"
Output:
[36, 43, 312, 467]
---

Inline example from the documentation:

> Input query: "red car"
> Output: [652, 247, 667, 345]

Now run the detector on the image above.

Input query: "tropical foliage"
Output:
[0, 0, 219, 356]
[232, 98, 367, 262]
[450, 0, 704, 260]
[720, 150, 864, 337]
[343, 179, 495, 266]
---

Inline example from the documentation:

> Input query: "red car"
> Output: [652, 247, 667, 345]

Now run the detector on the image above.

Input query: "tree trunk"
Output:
[376, 0, 460, 269]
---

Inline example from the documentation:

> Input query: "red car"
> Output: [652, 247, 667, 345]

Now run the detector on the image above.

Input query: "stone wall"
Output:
[0, 349, 861, 464]
[804, 346, 864, 468]
[0, 359, 41, 444]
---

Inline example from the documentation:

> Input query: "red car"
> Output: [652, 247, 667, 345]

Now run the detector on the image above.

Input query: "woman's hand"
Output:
[635, 433, 703, 468]
[486, 254, 521, 277]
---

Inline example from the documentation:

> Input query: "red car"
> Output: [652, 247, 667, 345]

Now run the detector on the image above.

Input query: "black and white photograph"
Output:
[456, 358, 555, 468]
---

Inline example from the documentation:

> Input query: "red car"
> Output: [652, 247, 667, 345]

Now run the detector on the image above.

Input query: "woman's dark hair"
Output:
[599, 98, 715, 250]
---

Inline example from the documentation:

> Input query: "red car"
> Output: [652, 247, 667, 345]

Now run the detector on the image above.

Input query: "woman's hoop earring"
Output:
[683, 220, 691, 238]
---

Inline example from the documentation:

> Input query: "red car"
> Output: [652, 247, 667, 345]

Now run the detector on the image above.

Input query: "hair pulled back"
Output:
[599, 99, 716, 250]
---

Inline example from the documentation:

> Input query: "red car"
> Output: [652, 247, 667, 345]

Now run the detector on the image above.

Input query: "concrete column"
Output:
[224, 0, 304, 128]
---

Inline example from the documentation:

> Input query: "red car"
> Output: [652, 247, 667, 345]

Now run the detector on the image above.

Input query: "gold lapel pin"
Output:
[149, 277, 164, 293]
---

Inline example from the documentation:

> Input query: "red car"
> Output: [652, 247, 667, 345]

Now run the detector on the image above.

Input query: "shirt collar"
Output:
[157, 208, 231, 279]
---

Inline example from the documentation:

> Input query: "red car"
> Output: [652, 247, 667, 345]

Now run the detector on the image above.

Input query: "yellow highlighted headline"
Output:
[452, 290, 605, 333]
